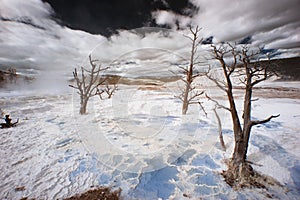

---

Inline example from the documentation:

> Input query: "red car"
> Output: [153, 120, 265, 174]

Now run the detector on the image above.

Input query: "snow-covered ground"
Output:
[0, 80, 299, 199]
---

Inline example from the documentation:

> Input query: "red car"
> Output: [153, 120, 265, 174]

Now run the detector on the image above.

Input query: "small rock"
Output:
[15, 186, 26, 191]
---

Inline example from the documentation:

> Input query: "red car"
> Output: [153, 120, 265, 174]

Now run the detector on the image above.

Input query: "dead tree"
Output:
[96, 80, 118, 100]
[176, 26, 206, 115]
[69, 55, 115, 114]
[206, 43, 279, 188]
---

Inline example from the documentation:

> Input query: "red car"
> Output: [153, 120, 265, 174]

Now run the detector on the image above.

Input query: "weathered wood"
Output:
[213, 107, 226, 151]
[178, 26, 205, 115]
[210, 43, 279, 188]
[69, 55, 116, 114]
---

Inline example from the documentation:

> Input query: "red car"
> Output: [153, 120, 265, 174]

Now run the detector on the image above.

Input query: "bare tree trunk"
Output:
[177, 26, 204, 115]
[69, 55, 116, 115]
[80, 97, 89, 115]
[213, 107, 226, 151]
[207, 43, 281, 189]
[182, 99, 188, 115]
[232, 70, 253, 166]
[224, 62, 254, 186]
[232, 139, 246, 164]
[182, 71, 192, 115]
[227, 89, 247, 173]
[209, 44, 280, 188]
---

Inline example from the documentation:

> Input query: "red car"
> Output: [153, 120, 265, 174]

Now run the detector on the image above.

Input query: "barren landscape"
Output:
[1, 76, 299, 199]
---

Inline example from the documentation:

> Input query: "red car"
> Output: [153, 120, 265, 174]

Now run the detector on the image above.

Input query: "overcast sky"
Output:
[0, 0, 300, 80]
[160, 0, 300, 48]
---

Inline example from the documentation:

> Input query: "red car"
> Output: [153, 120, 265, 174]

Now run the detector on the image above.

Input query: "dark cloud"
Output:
[43, 0, 194, 36]
[152, 0, 300, 55]
[239, 36, 252, 45]
[202, 36, 213, 44]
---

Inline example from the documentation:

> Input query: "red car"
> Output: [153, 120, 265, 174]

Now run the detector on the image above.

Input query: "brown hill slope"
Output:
[269, 56, 300, 81]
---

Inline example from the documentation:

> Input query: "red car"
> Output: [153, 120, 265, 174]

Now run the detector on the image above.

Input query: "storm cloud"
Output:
[0, 0, 299, 79]
[153, 0, 300, 55]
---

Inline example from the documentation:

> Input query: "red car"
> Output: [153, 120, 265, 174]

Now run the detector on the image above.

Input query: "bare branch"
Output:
[198, 101, 207, 117]
[251, 98, 259, 102]
[188, 90, 204, 102]
[205, 94, 231, 112]
[95, 88, 105, 100]
[213, 106, 226, 151]
[178, 66, 189, 74]
[174, 94, 184, 102]
[206, 73, 227, 92]
[251, 114, 280, 126]
[246, 160, 263, 167]
[68, 84, 79, 89]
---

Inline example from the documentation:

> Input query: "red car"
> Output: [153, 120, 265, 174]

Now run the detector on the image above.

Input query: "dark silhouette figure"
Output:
[5, 115, 12, 125]
[1, 114, 18, 128]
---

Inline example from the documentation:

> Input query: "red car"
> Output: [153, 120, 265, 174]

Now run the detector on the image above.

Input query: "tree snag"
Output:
[175, 26, 206, 115]
[69, 55, 116, 114]
[207, 43, 279, 188]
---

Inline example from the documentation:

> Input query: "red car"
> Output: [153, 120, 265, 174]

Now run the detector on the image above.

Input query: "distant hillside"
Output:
[269, 57, 300, 81]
